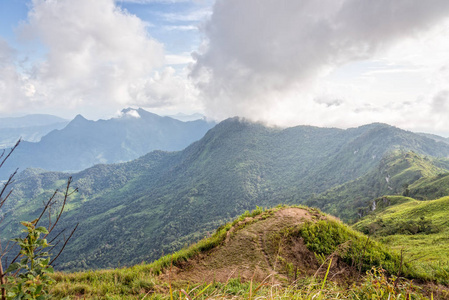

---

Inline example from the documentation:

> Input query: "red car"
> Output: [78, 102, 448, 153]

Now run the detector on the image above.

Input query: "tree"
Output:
[402, 183, 410, 197]
[0, 140, 78, 299]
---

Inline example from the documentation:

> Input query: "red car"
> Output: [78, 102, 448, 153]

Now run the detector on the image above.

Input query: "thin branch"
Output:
[9, 252, 21, 266]
[0, 261, 6, 300]
[47, 240, 62, 255]
[47, 177, 76, 235]
[48, 228, 67, 244]
[0, 139, 20, 170]
[35, 190, 59, 227]
[50, 223, 78, 265]
[0, 169, 18, 207]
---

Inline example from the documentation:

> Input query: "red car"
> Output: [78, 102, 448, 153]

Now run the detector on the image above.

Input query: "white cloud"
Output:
[116, 0, 191, 3]
[0, 0, 205, 119]
[17, 0, 165, 111]
[191, 0, 449, 134]
[166, 53, 194, 65]
[162, 9, 212, 22]
[0, 39, 29, 113]
[163, 25, 198, 31]
[129, 66, 201, 110]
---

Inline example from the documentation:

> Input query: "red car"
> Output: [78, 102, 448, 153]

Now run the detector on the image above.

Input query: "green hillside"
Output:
[353, 196, 449, 283]
[3, 120, 449, 271]
[409, 173, 449, 200]
[307, 151, 449, 221]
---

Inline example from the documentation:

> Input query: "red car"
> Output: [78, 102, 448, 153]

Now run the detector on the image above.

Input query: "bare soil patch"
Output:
[160, 207, 356, 285]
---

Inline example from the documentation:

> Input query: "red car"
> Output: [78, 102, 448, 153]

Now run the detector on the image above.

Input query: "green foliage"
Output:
[349, 267, 427, 300]
[295, 219, 406, 275]
[409, 173, 449, 200]
[354, 195, 449, 284]
[359, 216, 438, 236]
[49, 265, 435, 299]
[308, 150, 449, 222]
[2, 221, 55, 300]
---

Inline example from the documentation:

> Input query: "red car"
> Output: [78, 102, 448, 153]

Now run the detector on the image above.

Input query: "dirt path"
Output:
[162, 207, 320, 283]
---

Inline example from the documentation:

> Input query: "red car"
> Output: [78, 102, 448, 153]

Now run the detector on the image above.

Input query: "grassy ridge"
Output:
[354, 196, 449, 284]
[49, 206, 447, 299]
[307, 151, 449, 221]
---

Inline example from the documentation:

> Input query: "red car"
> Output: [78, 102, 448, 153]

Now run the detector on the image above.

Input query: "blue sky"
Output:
[1, 0, 449, 136]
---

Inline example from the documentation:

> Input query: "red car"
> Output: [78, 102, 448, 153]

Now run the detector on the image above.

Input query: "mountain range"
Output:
[0, 114, 69, 148]
[2, 118, 449, 271]
[0, 108, 214, 179]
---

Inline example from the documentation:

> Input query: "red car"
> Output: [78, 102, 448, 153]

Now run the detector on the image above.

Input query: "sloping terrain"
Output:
[353, 196, 449, 283]
[163, 207, 325, 283]
[51, 206, 431, 300]
[308, 151, 449, 221]
[355, 196, 449, 239]
[2, 120, 449, 270]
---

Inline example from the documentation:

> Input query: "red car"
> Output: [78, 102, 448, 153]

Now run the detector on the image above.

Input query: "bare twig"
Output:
[0, 169, 18, 209]
[35, 190, 59, 227]
[0, 262, 5, 300]
[48, 228, 67, 245]
[47, 177, 78, 236]
[0, 139, 20, 170]
[49, 223, 78, 265]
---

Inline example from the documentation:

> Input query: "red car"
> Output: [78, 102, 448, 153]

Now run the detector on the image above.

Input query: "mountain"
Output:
[417, 132, 449, 145]
[0, 108, 215, 179]
[0, 114, 69, 148]
[2, 119, 449, 270]
[0, 114, 68, 129]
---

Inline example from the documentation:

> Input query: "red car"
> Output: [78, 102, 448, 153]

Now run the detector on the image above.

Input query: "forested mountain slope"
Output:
[2, 119, 449, 270]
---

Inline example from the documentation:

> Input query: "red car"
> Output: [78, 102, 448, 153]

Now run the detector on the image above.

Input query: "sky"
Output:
[1, 0, 449, 136]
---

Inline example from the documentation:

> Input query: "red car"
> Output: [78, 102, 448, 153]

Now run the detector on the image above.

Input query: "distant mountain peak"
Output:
[63, 114, 90, 130]
[120, 108, 141, 119]
[73, 114, 88, 121]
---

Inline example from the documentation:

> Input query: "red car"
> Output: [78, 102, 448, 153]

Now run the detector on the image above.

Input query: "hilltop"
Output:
[50, 206, 447, 299]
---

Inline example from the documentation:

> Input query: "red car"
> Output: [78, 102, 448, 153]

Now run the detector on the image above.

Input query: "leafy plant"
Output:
[3, 220, 54, 299]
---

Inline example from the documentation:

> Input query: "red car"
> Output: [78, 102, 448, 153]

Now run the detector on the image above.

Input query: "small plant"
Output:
[0, 141, 78, 300]
[3, 220, 54, 299]
[351, 267, 425, 299]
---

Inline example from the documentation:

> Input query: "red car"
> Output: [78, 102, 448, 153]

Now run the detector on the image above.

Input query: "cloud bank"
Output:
[0, 0, 199, 118]
[191, 0, 449, 131]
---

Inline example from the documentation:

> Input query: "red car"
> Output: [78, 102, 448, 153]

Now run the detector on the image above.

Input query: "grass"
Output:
[353, 195, 449, 284]
[51, 266, 440, 299]
[48, 205, 449, 299]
